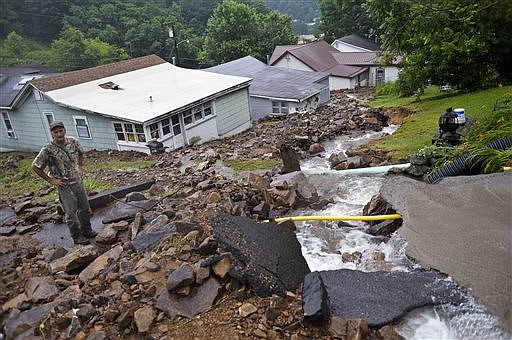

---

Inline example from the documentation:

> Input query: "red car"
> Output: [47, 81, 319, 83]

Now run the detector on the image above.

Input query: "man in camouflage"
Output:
[32, 121, 97, 245]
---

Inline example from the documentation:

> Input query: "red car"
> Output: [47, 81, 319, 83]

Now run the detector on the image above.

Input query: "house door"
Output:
[376, 68, 385, 85]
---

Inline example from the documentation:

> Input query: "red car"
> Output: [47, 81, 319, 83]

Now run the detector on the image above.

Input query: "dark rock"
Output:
[16, 224, 40, 234]
[14, 200, 33, 214]
[277, 219, 296, 231]
[25, 276, 60, 302]
[156, 277, 221, 318]
[175, 221, 202, 235]
[3, 302, 56, 339]
[125, 192, 147, 202]
[130, 223, 176, 253]
[102, 199, 158, 224]
[0, 208, 17, 226]
[0, 226, 16, 235]
[87, 331, 108, 340]
[367, 219, 402, 237]
[363, 194, 397, 226]
[67, 316, 82, 339]
[319, 269, 465, 327]
[252, 202, 270, 219]
[76, 304, 96, 322]
[197, 236, 218, 256]
[302, 271, 330, 324]
[211, 213, 310, 297]
[50, 245, 98, 273]
[279, 145, 301, 174]
[309, 143, 325, 155]
[166, 264, 195, 291]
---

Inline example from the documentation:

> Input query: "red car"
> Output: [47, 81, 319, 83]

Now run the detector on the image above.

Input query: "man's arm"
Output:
[32, 164, 64, 187]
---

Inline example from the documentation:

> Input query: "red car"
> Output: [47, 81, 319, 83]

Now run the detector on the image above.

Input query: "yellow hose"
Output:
[504, 167, 512, 171]
[270, 214, 402, 223]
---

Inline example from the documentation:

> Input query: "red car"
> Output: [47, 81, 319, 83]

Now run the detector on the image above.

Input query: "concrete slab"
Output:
[380, 173, 512, 332]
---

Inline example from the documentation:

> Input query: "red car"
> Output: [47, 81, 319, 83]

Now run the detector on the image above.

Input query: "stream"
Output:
[293, 127, 508, 340]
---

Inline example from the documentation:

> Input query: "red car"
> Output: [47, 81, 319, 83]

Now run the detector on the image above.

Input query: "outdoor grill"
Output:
[146, 140, 166, 154]
[438, 107, 459, 133]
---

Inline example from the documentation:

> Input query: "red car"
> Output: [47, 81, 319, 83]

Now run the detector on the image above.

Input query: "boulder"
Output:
[50, 245, 98, 273]
[302, 271, 330, 324]
[166, 264, 195, 291]
[79, 245, 123, 283]
[3, 302, 57, 339]
[134, 306, 155, 333]
[130, 223, 175, 253]
[0, 208, 17, 226]
[102, 199, 159, 224]
[279, 145, 301, 174]
[25, 276, 60, 302]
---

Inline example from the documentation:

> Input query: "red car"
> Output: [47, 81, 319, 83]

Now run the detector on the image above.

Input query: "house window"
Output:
[149, 122, 160, 139]
[33, 89, 43, 101]
[73, 116, 91, 139]
[272, 101, 288, 114]
[1, 111, 16, 138]
[376, 68, 385, 84]
[114, 122, 146, 143]
[183, 109, 193, 125]
[171, 115, 181, 135]
[43, 112, 54, 125]
[161, 118, 171, 136]
[182, 102, 214, 126]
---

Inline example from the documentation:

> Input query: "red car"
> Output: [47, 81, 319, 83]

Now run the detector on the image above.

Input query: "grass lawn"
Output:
[368, 85, 512, 160]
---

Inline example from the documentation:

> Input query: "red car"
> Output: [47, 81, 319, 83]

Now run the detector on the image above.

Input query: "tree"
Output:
[367, 0, 512, 95]
[318, 0, 378, 43]
[48, 26, 128, 72]
[0, 31, 50, 67]
[199, 0, 295, 66]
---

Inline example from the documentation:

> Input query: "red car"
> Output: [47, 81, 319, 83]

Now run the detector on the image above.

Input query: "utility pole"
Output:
[169, 24, 180, 67]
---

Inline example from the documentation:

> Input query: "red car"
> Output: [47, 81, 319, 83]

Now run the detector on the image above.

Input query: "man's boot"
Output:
[73, 235, 90, 245]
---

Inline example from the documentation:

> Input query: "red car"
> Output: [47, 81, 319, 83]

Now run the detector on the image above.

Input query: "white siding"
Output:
[273, 55, 314, 72]
[329, 76, 352, 90]
[184, 116, 218, 145]
[368, 66, 400, 86]
[215, 88, 251, 136]
[332, 41, 371, 52]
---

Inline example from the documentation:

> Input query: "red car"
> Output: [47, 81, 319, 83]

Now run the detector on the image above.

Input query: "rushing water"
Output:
[293, 127, 509, 340]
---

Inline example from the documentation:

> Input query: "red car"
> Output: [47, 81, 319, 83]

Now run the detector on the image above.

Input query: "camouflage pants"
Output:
[58, 182, 92, 239]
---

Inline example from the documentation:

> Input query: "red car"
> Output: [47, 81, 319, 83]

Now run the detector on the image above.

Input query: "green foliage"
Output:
[0, 32, 51, 67]
[375, 82, 399, 96]
[367, 0, 512, 95]
[463, 105, 512, 147]
[199, 0, 296, 66]
[318, 0, 379, 42]
[47, 26, 129, 72]
[368, 85, 512, 160]
[466, 148, 512, 174]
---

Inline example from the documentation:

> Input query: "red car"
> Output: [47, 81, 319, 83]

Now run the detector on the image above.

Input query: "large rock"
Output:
[156, 277, 221, 318]
[269, 171, 319, 208]
[50, 245, 98, 273]
[102, 199, 159, 224]
[25, 276, 60, 302]
[211, 213, 310, 296]
[130, 222, 176, 253]
[380, 173, 512, 332]
[79, 245, 123, 283]
[166, 264, 195, 291]
[0, 207, 17, 226]
[311, 269, 464, 327]
[3, 302, 57, 339]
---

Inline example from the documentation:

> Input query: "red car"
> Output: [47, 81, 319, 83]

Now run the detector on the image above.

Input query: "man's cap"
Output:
[50, 121, 65, 130]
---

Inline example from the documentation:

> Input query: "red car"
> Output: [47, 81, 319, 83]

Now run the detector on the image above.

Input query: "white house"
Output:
[1, 55, 252, 154]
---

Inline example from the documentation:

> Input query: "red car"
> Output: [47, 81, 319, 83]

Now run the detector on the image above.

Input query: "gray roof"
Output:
[206, 56, 328, 101]
[268, 41, 368, 78]
[331, 52, 380, 66]
[0, 65, 56, 108]
[336, 34, 380, 52]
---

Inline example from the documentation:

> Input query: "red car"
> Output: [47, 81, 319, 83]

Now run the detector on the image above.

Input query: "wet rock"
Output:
[302, 271, 330, 324]
[50, 245, 98, 273]
[329, 153, 347, 169]
[309, 143, 325, 155]
[377, 325, 404, 340]
[134, 306, 155, 333]
[270, 171, 318, 208]
[25, 276, 60, 302]
[211, 213, 310, 297]
[279, 145, 301, 174]
[319, 269, 465, 327]
[363, 194, 397, 226]
[277, 219, 296, 231]
[102, 199, 158, 224]
[79, 245, 123, 283]
[130, 223, 176, 253]
[156, 277, 221, 318]
[367, 219, 402, 237]
[14, 200, 33, 214]
[166, 263, 195, 291]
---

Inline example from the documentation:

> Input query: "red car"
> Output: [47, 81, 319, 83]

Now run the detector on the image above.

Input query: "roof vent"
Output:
[99, 81, 121, 90]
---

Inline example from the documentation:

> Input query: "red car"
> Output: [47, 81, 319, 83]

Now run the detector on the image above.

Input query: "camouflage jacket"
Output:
[32, 137, 84, 183]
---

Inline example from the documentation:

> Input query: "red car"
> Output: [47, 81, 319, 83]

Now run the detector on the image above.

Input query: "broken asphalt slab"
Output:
[210, 213, 310, 297]
[303, 269, 464, 327]
[380, 172, 511, 332]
